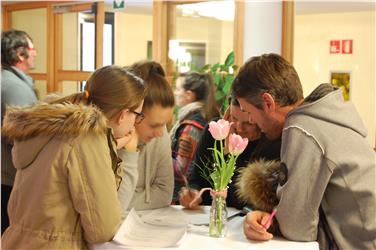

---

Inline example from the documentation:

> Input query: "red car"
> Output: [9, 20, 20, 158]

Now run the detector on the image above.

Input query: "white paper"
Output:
[113, 208, 187, 248]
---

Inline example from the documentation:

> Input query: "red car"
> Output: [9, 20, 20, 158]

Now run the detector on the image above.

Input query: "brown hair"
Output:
[128, 60, 175, 109]
[232, 53, 303, 109]
[52, 65, 145, 118]
[181, 72, 219, 121]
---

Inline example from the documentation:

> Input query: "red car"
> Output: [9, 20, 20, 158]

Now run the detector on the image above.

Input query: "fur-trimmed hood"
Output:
[2, 103, 108, 170]
[235, 159, 287, 213]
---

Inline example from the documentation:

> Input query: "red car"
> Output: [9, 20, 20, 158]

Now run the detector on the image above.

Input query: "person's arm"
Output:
[276, 126, 332, 241]
[187, 124, 215, 190]
[173, 124, 203, 189]
[117, 148, 139, 216]
[68, 134, 121, 243]
[132, 130, 174, 210]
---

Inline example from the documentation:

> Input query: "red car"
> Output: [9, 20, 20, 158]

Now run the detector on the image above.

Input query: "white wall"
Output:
[113, 12, 233, 67]
[294, 11, 375, 147]
[176, 16, 233, 65]
[11, 8, 47, 74]
[243, 1, 282, 61]
[114, 13, 152, 67]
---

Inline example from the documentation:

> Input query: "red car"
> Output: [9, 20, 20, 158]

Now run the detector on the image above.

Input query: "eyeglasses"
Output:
[131, 110, 145, 124]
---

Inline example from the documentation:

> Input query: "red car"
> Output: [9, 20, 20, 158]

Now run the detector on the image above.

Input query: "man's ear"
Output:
[17, 52, 25, 62]
[261, 93, 276, 113]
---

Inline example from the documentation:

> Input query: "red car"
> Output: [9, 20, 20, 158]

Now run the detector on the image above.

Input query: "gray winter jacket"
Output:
[276, 84, 376, 249]
[1, 66, 38, 186]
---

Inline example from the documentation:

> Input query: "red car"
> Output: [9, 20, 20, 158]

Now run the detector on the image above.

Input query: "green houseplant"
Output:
[199, 51, 238, 114]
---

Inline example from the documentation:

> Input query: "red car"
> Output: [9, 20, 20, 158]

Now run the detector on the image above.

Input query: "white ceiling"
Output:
[3, 0, 375, 15]
[295, 1, 375, 15]
[105, 0, 375, 15]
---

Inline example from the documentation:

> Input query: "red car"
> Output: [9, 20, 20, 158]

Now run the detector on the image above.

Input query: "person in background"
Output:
[118, 60, 175, 211]
[179, 94, 281, 209]
[1, 29, 38, 234]
[233, 53, 376, 249]
[170, 72, 219, 204]
[1, 65, 145, 249]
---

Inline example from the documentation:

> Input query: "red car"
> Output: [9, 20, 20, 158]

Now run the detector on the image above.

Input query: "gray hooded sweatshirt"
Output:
[276, 84, 376, 249]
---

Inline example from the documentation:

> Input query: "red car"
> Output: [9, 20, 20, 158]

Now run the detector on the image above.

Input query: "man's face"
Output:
[24, 38, 37, 71]
[237, 98, 281, 140]
[135, 104, 174, 143]
[229, 105, 261, 141]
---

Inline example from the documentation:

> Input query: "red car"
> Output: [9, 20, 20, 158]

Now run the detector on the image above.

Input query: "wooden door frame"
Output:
[1, 1, 104, 93]
[153, 0, 245, 79]
[282, 1, 294, 64]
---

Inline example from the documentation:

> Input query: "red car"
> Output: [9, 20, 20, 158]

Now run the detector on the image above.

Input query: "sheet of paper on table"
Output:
[113, 207, 187, 248]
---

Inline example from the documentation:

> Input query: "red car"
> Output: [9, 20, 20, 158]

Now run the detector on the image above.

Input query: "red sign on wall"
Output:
[330, 40, 341, 54]
[330, 39, 353, 54]
[342, 40, 353, 54]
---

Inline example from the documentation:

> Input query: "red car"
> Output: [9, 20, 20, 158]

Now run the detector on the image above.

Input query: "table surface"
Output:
[92, 205, 319, 250]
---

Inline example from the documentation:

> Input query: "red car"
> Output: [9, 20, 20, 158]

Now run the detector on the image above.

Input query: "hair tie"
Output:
[84, 90, 89, 99]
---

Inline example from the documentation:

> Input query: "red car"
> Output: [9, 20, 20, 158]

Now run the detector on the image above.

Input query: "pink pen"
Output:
[262, 208, 277, 229]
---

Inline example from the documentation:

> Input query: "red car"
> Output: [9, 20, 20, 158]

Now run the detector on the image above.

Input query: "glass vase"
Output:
[209, 194, 228, 237]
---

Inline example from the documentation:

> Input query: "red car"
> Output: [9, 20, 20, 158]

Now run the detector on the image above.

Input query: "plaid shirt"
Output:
[171, 116, 205, 203]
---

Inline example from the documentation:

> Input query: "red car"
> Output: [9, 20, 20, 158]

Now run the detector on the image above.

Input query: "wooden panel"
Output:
[95, 2, 104, 69]
[47, 3, 56, 92]
[54, 13, 63, 92]
[57, 70, 92, 81]
[29, 73, 47, 80]
[152, 1, 168, 69]
[2, 7, 11, 30]
[1, 2, 47, 11]
[281, 1, 294, 64]
[67, 3, 92, 12]
[234, 0, 245, 66]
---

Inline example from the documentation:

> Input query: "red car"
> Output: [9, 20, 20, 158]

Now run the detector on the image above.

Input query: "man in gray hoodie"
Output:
[1, 29, 38, 234]
[232, 53, 376, 249]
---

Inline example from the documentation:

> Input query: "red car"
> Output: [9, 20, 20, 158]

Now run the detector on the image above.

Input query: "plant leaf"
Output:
[224, 51, 235, 67]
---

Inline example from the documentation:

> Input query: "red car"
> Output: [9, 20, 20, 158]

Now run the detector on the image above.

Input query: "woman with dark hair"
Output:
[170, 72, 220, 204]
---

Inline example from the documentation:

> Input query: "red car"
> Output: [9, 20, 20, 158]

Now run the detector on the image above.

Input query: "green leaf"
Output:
[215, 91, 225, 102]
[211, 63, 220, 75]
[224, 51, 235, 67]
[214, 74, 222, 86]
[201, 64, 211, 72]
[223, 75, 234, 95]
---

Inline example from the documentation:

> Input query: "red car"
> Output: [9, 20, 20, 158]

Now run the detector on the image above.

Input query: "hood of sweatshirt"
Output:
[287, 83, 367, 138]
[2, 103, 108, 170]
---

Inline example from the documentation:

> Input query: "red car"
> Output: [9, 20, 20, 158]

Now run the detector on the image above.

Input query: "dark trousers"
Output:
[1, 184, 12, 235]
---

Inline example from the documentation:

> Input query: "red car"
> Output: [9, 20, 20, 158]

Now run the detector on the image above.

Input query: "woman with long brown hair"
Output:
[1, 65, 145, 249]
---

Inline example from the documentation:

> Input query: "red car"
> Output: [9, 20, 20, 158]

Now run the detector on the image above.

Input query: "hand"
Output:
[243, 211, 274, 241]
[116, 129, 138, 152]
[179, 187, 202, 209]
[178, 138, 193, 158]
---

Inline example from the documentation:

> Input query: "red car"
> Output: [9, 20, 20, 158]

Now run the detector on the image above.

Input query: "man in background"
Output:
[1, 29, 38, 234]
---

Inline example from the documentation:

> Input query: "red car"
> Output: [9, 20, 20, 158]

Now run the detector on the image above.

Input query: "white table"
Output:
[93, 206, 319, 250]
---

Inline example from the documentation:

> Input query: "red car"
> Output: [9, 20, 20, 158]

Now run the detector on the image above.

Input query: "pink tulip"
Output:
[208, 119, 232, 140]
[228, 133, 248, 155]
